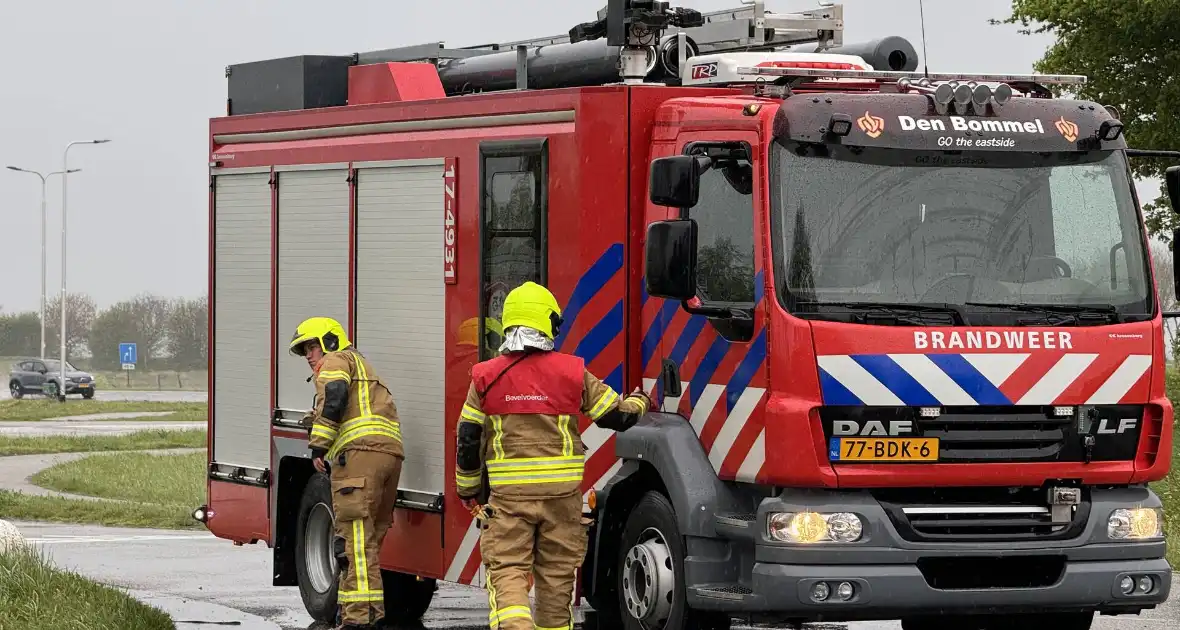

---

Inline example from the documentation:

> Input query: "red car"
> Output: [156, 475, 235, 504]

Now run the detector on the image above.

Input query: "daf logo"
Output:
[1096, 418, 1138, 434]
[832, 420, 914, 436]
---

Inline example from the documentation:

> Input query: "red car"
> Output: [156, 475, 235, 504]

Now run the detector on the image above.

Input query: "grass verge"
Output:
[0, 491, 202, 531]
[0, 544, 175, 630]
[0, 429, 205, 456]
[0, 400, 205, 422]
[31, 451, 205, 507]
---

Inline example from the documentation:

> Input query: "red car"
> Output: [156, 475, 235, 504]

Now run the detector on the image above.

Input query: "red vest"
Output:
[472, 351, 585, 416]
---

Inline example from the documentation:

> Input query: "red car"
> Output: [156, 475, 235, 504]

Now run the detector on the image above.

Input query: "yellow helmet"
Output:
[289, 316, 351, 356]
[501, 281, 564, 339]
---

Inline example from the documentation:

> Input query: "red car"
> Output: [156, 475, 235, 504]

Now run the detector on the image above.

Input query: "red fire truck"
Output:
[196, 1, 1180, 627]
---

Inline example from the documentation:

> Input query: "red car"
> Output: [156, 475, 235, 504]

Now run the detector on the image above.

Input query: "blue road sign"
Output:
[119, 342, 137, 365]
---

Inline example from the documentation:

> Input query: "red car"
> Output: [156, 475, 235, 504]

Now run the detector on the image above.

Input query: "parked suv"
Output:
[8, 358, 96, 400]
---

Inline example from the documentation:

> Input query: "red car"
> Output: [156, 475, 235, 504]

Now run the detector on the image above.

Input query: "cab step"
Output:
[713, 512, 757, 540]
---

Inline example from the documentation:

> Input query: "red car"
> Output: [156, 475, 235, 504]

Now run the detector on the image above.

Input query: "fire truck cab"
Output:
[198, 1, 1180, 628]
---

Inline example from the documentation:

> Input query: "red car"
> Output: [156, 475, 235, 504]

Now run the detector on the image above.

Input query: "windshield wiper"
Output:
[797, 301, 966, 325]
[964, 302, 1120, 325]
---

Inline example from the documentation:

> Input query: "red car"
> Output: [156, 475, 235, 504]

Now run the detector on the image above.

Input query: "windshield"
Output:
[44, 360, 79, 372]
[768, 141, 1154, 325]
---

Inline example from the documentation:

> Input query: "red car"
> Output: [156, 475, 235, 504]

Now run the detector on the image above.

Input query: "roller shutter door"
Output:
[213, 170, 273, 469]
[355, 159, 446, 495]
[275, 167, 351, 413]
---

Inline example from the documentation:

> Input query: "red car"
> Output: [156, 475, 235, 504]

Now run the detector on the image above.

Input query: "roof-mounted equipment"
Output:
[222, 1, 926, 115]
[731, 65, 1088, 103]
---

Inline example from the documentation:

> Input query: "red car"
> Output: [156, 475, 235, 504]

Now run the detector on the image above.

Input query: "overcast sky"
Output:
[0, 0, 1158, 314]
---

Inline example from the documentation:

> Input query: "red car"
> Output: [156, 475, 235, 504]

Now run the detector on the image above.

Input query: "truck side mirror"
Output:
[645, 219, 698, 300]
[1167, 166, 1180, 213]
[649, 155, 712, 208]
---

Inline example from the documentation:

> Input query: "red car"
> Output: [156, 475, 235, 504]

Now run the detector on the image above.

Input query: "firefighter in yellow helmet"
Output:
[454, 282, 651, 630]
[289, 316, 403, 630]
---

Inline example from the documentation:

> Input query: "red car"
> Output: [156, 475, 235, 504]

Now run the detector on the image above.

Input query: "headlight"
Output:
[1108, 507, 1164, 540]
[767, 511, 863, 543]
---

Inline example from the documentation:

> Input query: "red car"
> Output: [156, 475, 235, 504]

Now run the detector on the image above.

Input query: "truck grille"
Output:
[920, 408, 1069, 462]
[875, 487, 1089, 543]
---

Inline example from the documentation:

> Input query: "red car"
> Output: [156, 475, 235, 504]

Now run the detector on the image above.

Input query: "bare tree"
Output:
[44, 293, 97, 358]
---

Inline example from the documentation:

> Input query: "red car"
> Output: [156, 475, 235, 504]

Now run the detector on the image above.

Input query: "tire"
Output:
[294, 472, 339, 623]
[381, 570, 437, 622]
[9, 381, 22, 400]
[616, 491, 730, 630]
[901, 612, 1093, 630]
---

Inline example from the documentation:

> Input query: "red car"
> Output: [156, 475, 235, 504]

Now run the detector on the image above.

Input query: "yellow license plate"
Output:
[77, 383, 90, 388]
[829, 437, 938, 462]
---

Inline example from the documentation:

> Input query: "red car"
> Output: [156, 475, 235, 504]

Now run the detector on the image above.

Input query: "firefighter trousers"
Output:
[479, 492, 588, 630]
[330, 449, 402, 626]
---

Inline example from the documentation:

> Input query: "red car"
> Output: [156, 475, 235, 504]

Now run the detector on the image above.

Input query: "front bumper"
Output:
[64, 382, 94, 394]
[687, 486, 1171, 620]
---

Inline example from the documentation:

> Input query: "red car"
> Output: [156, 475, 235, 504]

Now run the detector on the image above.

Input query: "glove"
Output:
[628, 387, 653, 412]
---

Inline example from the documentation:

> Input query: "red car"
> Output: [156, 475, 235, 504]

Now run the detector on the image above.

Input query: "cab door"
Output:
[642, 130, 770, 483]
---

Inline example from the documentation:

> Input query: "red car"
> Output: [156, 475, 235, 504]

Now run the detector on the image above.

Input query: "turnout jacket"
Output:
[455, 350, 650, 500]
[306, 348, 404, 461]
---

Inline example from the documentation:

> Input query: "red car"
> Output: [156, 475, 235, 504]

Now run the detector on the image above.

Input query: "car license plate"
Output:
[77, 383, 90, 388]
[829, 437, 938, 462]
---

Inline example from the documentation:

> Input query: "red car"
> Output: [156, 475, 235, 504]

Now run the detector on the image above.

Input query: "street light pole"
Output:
[5, 166, 81, 360]
[58, 139, 110, 401]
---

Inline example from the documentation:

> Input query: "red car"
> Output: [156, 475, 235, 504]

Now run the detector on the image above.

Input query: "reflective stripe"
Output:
[491, 415, 506, 460]
[352, 520, 369, 597]
[462, 404, 486, 424]
[588, 388, 619, 420]
[537, 625, 571, 630]
[486, 455, 585, 486]
[355, 357, 374, 418]
[317, 369, 351, 383]
[310, 425, 338, 442]
[456, 471, 481, 489]
[326, 415, 401, 459]
[338, 590, 383, 602]
[486, 455, 584, 469]
[486, 576, 500, 629]
[490, 605, 532, 625]
[557, 414, 573, 457]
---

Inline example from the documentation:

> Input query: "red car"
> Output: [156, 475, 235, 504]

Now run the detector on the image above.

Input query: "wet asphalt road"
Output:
[8, 521, 1180, 630]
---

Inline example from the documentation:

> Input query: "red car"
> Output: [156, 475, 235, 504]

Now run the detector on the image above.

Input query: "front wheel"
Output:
[382, 570, 436, 622]
[616, 491, 730, 630]
[294, 472, 339, 623]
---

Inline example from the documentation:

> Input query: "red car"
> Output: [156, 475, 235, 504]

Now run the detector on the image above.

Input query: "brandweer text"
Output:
[914, 330, 1073, 350]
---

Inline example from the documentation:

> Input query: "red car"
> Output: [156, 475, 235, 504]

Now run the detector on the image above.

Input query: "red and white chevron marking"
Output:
[442, 380, 768, 586]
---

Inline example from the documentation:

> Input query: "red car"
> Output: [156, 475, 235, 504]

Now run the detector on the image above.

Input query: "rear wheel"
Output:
[381, 570, 436, 622]
[616, 491, 730, 630]
[295, 472, 338, 623]
[9, 381, 22, 399]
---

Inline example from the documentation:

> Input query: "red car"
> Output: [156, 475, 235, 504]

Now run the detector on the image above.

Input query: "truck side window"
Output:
[479, 139, 548, 360]
[685, 141, 757, 342]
